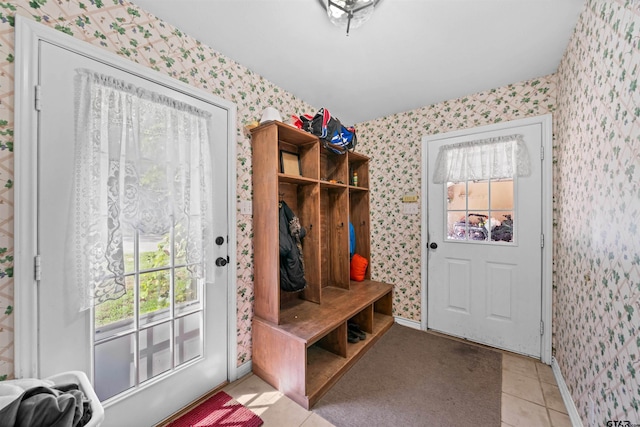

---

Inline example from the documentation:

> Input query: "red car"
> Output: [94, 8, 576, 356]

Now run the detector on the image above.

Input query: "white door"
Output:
[426, 121, 543, 358]
[36, 40, 229, 426]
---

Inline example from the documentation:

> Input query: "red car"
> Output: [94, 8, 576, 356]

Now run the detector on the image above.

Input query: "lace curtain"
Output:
[432, 134, 531, 184]
[71, 69, 215, 310]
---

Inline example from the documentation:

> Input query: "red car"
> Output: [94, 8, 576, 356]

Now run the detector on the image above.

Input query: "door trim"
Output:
[420, 114, 553, 364]
[14, 15, 239, 381]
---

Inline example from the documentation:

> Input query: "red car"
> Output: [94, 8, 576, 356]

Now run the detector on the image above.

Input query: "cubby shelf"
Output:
[278, 173, 317, 185]
[250, 121, 393, 409]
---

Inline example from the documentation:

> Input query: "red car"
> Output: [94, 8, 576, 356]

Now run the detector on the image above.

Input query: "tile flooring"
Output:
[223, 351, 573, 427]
[501, 353, 572, 427]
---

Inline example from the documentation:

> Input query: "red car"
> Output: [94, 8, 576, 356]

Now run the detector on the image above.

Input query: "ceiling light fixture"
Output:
[321, 0, 381, 36]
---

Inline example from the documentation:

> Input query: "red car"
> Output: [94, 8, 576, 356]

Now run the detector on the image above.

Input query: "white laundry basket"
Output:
[45, 370, 104, 427]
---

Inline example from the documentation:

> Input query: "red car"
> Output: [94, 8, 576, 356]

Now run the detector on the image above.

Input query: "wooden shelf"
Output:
[250, 121, 394, 410]
[278, 173, 318, 185]
[306, 312, 393, 406]
[347, 151, 369, 163]
[253, 282, 393, 409]
[319, 180, 348, 189]
[277, 281, 392, 345]
[348, 185, 368, 192]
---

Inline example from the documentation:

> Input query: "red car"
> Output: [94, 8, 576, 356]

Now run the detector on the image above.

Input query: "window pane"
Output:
[122, 223, 135, 274]
[447, 182, 466, 209]
[95, 276, 135, 336]
[139, 322, 171, 383]
[139, 232, 171, 270]
[94, 334, 135, 401]
[174, 221, 188, 266]
[447, 211, 467, 240]
[175, 267, 201, 315]
[448, 211, 491, 241]
[445, 176, 516, 245]
[175, 313, 202, 366]
[139, 270, 170, 325]
[467, 212, 489, 241]
[467, 181, 489, 210]
[490, 180, 514, 210]
[490, 212, 514, 242]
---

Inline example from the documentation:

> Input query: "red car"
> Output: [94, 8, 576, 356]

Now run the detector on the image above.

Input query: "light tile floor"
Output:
[501, 353, 572, 427]
[223, 351, 572, 427]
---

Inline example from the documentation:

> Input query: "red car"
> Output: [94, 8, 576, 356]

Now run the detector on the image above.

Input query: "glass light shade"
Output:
[327, 0, 376, 32]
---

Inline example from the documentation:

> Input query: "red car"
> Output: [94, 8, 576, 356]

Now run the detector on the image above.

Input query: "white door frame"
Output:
[14, 15, 239, 381]
[420, 114, 553, 364]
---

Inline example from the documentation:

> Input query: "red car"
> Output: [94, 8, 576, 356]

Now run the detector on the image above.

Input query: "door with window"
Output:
[34, 38, 231, 427]
[425, 121, 543, 358]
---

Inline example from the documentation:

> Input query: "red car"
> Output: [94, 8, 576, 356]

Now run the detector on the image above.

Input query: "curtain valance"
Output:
[432, 134, 531, 184]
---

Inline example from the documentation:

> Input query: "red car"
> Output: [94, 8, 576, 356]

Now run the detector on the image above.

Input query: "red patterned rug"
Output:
[168, 391, 263, 427]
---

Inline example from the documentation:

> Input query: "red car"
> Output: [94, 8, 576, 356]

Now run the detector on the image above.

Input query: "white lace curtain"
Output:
[432, 134, 531, 184]
[71, 69, 215, 310]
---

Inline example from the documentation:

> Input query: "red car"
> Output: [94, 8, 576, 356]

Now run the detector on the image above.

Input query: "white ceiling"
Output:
[131, 0, 585, 124]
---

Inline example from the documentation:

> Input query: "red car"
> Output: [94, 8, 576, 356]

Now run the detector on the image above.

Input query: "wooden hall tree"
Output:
[250, 121, 394, 409]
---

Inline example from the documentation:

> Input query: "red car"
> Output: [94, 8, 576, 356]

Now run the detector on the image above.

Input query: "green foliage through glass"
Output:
[95, 233, 199, 328]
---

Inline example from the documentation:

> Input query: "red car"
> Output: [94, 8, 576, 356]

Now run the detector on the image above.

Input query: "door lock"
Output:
[429, 242, 438, 249]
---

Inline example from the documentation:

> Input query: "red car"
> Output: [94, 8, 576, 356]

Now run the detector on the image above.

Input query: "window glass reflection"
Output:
[446, 179, 515, 243]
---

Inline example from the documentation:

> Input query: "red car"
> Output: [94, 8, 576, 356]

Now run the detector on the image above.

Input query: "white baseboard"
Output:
[394, 317, 421, 330]
[236, 361, 253, 380]
[551, 356, 583, 427]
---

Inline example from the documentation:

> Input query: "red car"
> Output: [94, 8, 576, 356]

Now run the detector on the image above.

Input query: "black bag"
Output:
[299, 108, 357, 155]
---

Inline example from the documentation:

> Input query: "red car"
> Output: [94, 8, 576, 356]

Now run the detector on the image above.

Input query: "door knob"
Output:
[429, 242, 438, 249]
[215, 257, 228, 267]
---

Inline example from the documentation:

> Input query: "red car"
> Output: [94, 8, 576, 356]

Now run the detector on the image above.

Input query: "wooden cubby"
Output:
[250, 121, 393, 409]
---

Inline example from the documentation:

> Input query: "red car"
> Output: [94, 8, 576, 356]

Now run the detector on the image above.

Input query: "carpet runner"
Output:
[313, 324, 502, 427]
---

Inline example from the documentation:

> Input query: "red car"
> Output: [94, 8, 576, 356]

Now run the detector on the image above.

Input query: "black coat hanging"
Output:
[278, 200, 307, 292]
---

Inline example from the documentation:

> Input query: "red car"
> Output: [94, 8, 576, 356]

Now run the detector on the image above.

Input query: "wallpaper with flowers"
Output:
[0, 0, 637, 424]
[554, 0, 640, 423]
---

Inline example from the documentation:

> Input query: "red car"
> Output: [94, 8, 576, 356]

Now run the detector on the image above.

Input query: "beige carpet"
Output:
[313, 324, 502, 427]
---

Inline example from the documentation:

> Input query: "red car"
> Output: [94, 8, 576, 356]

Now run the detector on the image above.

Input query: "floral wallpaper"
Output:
[0, 0, 637, 424]
[554, 0, 640, 424]
[355, 77, 557, 321]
